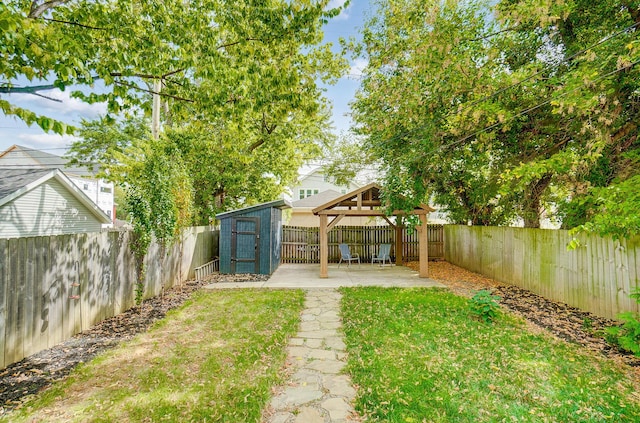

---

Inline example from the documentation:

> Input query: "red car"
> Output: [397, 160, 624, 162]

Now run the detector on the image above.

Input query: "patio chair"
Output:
[371, 243, 392, 266]
[338, 243, 360, 267]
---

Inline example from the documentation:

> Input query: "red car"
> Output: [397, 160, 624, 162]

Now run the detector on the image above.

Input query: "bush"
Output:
[605, 289, 640, 356]
[469, 289, 501, 323]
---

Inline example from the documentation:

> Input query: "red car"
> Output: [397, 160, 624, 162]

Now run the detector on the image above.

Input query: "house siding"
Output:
[290, 170, 359, 200]
[0, 179, 104, 238]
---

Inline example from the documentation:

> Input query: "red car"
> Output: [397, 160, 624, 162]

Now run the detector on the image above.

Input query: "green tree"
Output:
[351, 0, 640, 235]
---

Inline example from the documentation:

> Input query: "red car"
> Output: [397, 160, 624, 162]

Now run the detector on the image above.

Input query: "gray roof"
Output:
[0, 145, 97, 177]
[216, 199, 291, 219]
[0, 168, 53, 200]
[292, 189, 342, 208]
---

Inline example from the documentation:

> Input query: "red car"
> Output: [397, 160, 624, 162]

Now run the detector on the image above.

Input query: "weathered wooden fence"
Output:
[0, 226, 219, 369]
[445, 225, 640, 320]
[282, 225, 444, 263]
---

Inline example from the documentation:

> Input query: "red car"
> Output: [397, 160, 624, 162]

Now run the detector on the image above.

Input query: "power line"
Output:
[450, 57, 640, 148]
[461, 21, 640, 111]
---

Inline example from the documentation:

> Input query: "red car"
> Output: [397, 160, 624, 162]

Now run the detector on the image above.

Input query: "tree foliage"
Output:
[351, 0, 640, 237]
[23, 0, 349, 224]
[3, 1, 349, 297]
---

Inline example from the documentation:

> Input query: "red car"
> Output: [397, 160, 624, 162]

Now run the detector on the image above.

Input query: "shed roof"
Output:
[216, 199, 291, 220]
[0, 168, 111, 223]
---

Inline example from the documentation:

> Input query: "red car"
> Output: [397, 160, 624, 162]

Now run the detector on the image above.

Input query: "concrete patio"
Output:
[204, 263, 446, 289]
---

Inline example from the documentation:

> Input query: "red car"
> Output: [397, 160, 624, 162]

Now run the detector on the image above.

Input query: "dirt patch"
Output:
[0, 273, 268, 414]
[408, 261, 640, 370]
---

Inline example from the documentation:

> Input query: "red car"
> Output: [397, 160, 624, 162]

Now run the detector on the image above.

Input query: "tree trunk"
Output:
[522, 174, 552, 228]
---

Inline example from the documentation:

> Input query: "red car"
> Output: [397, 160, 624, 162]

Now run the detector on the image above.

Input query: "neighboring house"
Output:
[286, 169, 369, 226]
[288, 189, 380, 227]
[0, 169, 112, 238]
[0, 145, 115, 221]
[289, 168, 360, 201]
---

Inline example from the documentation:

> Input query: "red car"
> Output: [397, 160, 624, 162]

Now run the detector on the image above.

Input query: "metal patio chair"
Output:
[371, 243, 392, 266]
[338, 243, 360, 267]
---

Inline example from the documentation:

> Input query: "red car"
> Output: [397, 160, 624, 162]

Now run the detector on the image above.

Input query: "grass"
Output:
[3, 289, 305, 423]
[340, 287, 640, 423]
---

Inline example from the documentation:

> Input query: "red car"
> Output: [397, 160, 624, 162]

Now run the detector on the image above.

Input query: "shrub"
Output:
[469, 289, 501, 323]
[605, 289, 640, 356]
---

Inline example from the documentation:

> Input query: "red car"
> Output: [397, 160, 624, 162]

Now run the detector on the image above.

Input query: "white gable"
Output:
[0, 178, 106, 238]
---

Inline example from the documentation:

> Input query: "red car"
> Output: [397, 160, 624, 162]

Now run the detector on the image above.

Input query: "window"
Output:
[341, 189, 346, 194]
[100, 186, 112, 193]
[83, 183, 89, 190]
[106, 210, 112, 218]
[299, 189, 320, 199]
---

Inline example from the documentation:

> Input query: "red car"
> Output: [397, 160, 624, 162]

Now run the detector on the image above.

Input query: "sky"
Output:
[0, 0, 374, 155]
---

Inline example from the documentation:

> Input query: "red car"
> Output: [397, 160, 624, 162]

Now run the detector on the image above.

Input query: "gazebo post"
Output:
[320, 214, 328, 278]
[418, 213, 429, 278]
[395, 216, 403, 265]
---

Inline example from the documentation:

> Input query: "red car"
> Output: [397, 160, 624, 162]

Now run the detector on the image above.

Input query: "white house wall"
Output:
[68, 176, 115, 220]
[0, 179, 105, 238]
[290, 171, 359, 200]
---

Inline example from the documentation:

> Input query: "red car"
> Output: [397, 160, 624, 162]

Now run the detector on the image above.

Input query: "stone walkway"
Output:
[263, 289, 358, 423]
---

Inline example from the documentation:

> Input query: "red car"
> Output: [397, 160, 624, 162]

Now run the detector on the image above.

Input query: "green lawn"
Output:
[341, 287, 640, 423]
[3, 289, 305, 423]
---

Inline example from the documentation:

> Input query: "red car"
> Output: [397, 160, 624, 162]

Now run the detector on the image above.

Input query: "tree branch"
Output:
[29, 0, 70, 18]
[43, 17, 107, 30]
[30, 92, 63, 102]
[217, 38, 263, 50]
[467, 27, 518, 42]
[113, 80, 194, 103]
[0, 84, 59, 94]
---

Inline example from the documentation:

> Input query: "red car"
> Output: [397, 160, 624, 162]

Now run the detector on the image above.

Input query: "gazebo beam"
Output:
[327, 214, 344, 231]
[381, 215, 396, 229]
[316, 209, 429, 216]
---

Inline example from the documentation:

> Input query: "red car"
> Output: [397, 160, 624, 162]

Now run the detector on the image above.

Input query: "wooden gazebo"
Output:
[312, 183, 434, 278]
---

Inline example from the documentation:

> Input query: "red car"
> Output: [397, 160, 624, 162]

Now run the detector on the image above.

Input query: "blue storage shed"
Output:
[216, 199, 291, 275]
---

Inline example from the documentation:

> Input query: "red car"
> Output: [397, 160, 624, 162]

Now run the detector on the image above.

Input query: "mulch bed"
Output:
[0, 273, 268, 414]
[1, 263, 638, 414]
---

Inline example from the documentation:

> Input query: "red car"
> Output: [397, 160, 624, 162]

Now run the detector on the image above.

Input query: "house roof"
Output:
[0, 144, 97, 177]
[312, 183, 435, 216]
[216, 199, 291, 220]
[0, 168, 111, 223]
[291, 189, 342, 208]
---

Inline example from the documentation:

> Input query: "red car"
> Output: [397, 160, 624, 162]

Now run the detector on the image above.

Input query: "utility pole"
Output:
[151, 79, 162, 139]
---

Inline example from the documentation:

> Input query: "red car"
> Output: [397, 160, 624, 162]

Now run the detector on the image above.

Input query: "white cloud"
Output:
[327, 0, 352, 20]
[347, 58, 368, 79]
[17, 132, 80, 151]
[12, 89, 107, 120]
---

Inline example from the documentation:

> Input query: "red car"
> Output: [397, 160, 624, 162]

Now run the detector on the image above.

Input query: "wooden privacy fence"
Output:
[0, 226, 219, 369]
[282, 225, 444, 264]
[445, 225, 640, 320]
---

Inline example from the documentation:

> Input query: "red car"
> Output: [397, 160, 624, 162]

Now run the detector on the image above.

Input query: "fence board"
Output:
[0, 239, 6, 368]
[281, 225, 444, 264]
[445, 225, 640, 320]
[0, 226, 219, 369]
